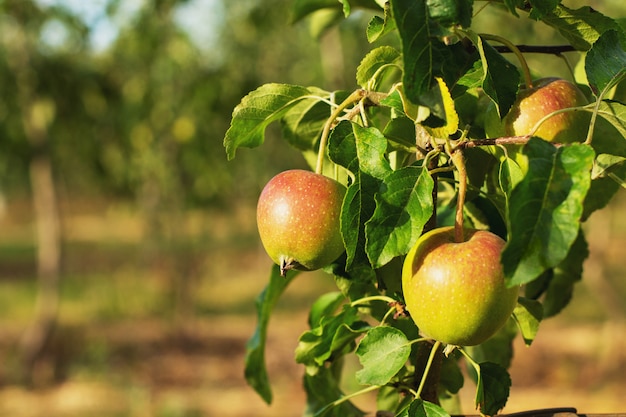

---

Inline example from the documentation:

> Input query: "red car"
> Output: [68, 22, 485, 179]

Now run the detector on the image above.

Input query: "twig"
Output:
[493, 44, 577, 55]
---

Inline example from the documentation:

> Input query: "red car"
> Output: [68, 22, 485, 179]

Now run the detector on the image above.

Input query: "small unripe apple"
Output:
[402, 226, 519, 346]
[256, 169, 346, 276]
[503, 77, 588, 143]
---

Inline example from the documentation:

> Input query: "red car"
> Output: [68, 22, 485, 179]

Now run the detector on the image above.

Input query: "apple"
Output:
[256, 169, 346, 276]
[402, 226, 519, 346]
[503, 77, 588, 143]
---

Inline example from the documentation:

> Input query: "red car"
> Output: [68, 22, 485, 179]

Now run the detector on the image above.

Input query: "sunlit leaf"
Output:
[592, 154, 626, 179]
[513, 297, 543, 346]
[542, 5, 624, 51]
[356, 46, 401, 89]
[365, 164, 434, 268]
[245, 266, 299, 404]
[502, 139, 595, 286]
[329, 121, 392, 274]
[355, 326, 411, 385]
[367, 2, 397, 43]
[224, 83, 320, 160]
[426, 77, 459, 138]
[309, 291, 346, 327]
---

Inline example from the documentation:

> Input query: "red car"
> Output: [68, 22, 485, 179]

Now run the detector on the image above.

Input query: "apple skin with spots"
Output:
[503, 77, 588, 143]
[402, 226, 519, 347]
[256, 169, 346, 276]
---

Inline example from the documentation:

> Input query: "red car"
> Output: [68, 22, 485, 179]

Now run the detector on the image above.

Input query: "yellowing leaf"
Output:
[427, 77, 459, 138]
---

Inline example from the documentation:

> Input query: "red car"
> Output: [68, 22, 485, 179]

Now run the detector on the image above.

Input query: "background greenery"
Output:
[0, 0, 625, 415]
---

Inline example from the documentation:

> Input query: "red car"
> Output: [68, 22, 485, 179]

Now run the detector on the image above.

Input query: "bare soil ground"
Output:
[0, 278, 623, 417]
[0, 199, 625, 416]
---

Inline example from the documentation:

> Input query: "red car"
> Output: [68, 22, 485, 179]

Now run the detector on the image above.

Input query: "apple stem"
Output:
[415, 340, 442, 400]
[480, 33, 533, 89]
[316, 89, 367, 175]
[350, 295, 397, 307]
[585, 98, 601, 145]
[458, 347, 481, 376]
[450, 149, 467, 243]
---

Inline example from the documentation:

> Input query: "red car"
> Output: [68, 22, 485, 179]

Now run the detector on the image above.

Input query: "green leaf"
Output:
[501, 0, 522, 17]
[421, 77, 460, 136]
[296, 304, 369, 366]
[281, 89, 349, 151]
[513, 297, 543, 346]
[224, 83, 319, 160]
[330, 121, 391, 180]
[475, 362, 511, 416]
[585, 30, 626, 98]
[383, 116, 418, 150]
[303, 366, 365, 417]
[391, 0, 433, 102]
[356, 326, 411, 386]
[244, 266, 299, 404]
[592, 154, 626, 180]
[583, 175, 622, 220]
[376, 385, 404, 416]
[397, 399, 450, 417]
[541, 230, 589, 317]
[527, 0, 559, 20]
[465, 320, 517, 370]
[365, 164, 434, 268]
[308, 8, 344, 38]
[499, 155, 525, 200]
[309, 291, 346, 328]
[291, 0, 382, 22]
[501, 139, 595, 286]
[439, 353, 464, 395]
[329, 121, 391, 274]
[426, 0, 472, 34]
[591, 100, 626, 139]
[542, 5, 624, 51]
[367, 2, 397, 43]
[461, 30, 520, 117]
[356, 46, 401, 89]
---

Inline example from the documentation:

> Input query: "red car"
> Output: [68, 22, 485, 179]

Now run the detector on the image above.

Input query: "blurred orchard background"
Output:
[0, 0, 625, 416]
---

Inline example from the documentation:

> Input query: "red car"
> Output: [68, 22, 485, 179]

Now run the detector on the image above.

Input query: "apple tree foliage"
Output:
[224, 1, 626, 416]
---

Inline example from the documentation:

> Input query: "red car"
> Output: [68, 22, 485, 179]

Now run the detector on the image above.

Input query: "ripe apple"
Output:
[503, 77, 588, 143]
[256, 169, 346, 276]
[402, 226, 519, 346]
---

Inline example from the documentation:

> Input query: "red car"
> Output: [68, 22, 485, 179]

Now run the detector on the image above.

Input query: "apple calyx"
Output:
[279, 256, 303, 277]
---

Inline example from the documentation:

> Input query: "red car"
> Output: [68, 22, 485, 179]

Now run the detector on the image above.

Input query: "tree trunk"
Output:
[18, 154, 62, 385]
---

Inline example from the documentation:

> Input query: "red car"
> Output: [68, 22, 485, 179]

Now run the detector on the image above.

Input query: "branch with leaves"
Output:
[224, 1, 626, 416]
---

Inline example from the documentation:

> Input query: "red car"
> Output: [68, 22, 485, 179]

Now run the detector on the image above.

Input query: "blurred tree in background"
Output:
[0, 0, 374, 385]
[0, 0, 623, 405]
